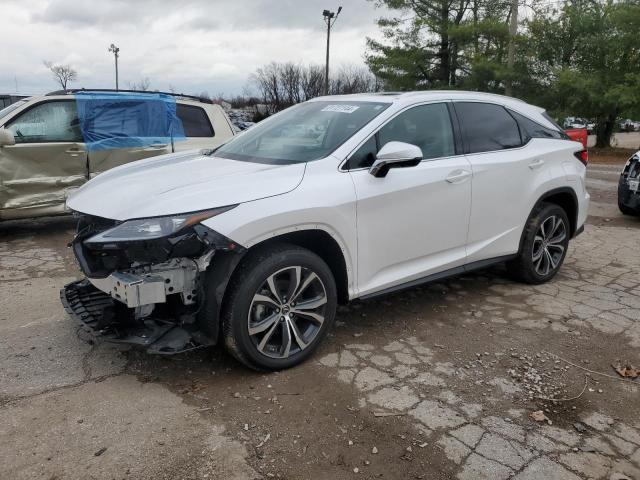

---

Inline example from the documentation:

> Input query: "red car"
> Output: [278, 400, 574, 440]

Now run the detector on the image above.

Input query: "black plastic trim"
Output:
[446, 102, 464, 156]
[534, 187, 579, 237]
[359, 254, 516, 300]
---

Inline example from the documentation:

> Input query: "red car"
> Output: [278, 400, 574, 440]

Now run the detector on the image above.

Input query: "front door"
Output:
[0, 100, 88, 218]
[347, 103, 472, 296]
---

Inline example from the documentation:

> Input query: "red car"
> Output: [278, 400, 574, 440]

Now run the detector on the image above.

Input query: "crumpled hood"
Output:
[67, 150, 306, 220]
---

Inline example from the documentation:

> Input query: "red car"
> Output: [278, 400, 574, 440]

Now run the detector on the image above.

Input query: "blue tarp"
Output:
[75, 92, 186, 151]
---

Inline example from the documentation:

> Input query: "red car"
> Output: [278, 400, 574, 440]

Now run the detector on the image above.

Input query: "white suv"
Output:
[61, 91, 589, 370]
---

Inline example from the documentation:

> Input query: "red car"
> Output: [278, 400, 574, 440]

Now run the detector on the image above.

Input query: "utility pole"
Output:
[505, 0, 518, 97]
[323, 6, 342, 96]
[108, 43, 120, 90]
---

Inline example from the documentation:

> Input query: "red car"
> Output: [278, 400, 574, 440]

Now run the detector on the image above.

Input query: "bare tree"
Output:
[250, 62, 381, 112]
[250, 62, 285, 112]
[330, 65, 381, 95]
[43, 61, 77, 90]
[129, 77, 151, 91]
[301, 65, 325, 100]
[280, 63, 303, 106]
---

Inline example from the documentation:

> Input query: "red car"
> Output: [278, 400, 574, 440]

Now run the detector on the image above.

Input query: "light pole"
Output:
[323, 6, 342, 96]
[108, 43, 120, 90]
[505, 0, 518, 97]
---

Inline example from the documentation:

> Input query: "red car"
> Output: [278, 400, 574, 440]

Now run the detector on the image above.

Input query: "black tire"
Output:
[507, 203, 570, 285]
[221, 243, 337, 370]
[618, 201, 637, 216]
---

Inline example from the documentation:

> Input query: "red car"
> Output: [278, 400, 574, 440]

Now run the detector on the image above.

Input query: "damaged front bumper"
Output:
[61, 279, 213, 354]
[61, 212, 244, 354]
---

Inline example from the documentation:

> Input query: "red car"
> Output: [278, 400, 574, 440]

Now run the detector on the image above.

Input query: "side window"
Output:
[176, 104, 215, 137]
[455, 102, 522, 153]
[378, 103, 455, 160]
[509, 110, 567, 141]
[345, 103, 455, 170]
[346, 136, 377, 170]
[6, 101, 82, 143]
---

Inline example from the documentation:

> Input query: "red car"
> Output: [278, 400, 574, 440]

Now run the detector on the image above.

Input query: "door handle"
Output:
[445, 169, 472, 183]
[65, 148, 86, 157]
[529, 158, 545, 170]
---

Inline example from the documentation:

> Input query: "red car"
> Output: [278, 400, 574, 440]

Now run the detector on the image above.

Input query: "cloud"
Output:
[0, 0, 390, 96]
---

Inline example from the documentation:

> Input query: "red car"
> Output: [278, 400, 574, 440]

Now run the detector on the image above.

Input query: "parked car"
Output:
[564, 117, 595, 134]
[0, 89, 235, 220]
[0, 93, 30, 110]
[61, 91, 589, 370]
[618, 152, 640, 215]
[619, 119, 640, 132]
[0, 98, 29, 120]
[564, 128, 588, 148]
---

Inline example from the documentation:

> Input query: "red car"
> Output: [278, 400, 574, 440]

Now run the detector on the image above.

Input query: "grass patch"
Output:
[589, 147, 635, 165]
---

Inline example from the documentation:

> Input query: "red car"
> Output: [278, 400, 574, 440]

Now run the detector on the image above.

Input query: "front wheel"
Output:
[508, 203, 570, 285]
[618, 201, 637, 216]
[221, 244, 337, 370]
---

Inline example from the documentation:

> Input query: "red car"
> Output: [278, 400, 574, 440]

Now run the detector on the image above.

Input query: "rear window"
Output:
[455, 102, 522, 154]
[176, 104, 215, 137]
[542, 112, 566, 132]
[510, 111, 568, 141]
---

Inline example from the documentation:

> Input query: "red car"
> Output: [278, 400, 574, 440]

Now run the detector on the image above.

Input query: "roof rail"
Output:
[45, 88, 214, 104]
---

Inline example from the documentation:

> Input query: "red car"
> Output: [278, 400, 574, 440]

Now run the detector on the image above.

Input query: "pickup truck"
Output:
[0, 90, 235, 220]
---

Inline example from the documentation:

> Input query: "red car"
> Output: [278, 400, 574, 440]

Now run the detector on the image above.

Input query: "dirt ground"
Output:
[1, 155, 639, 480]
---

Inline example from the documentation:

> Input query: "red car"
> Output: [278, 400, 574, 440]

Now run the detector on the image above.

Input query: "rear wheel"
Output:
[221, 244, 337, 370]
[508, 203, 570, 284]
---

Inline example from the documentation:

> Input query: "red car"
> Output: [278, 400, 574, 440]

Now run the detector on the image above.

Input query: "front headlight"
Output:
[85, 205, 236, 243]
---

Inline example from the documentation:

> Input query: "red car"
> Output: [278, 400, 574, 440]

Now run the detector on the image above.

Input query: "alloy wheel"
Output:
[532, 215, 567, 276]
[247, 266, 327, 359]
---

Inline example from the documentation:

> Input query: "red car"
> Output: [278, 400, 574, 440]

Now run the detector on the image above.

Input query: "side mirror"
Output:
[369, 141, 422, 178]
[0, 128, 15, 147]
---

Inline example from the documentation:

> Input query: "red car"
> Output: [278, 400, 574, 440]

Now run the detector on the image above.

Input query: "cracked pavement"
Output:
[1, 160, 639, 479]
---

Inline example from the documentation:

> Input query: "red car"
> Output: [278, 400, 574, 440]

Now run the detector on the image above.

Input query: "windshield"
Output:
[214, 101, 390, 164]
[0, 99, 28, 121]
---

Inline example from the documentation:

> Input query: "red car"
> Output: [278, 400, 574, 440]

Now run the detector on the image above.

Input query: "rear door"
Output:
[87, 101, 228, 176]
[454, 102, 551, 263]
[0, 99, 88, 217]
[86, 99, 171, 177]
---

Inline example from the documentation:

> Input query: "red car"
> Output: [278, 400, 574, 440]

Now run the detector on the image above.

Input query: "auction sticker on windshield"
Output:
[321, 105, 360, 113]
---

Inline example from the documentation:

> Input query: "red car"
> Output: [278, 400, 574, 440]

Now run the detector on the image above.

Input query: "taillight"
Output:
[574, 149, 588, 166]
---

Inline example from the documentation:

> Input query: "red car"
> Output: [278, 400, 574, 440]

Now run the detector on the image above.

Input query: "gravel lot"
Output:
[1, 157, 639, 480]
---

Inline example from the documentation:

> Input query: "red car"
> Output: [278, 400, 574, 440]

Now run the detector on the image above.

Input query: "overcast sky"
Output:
[0, 0, 392, 97]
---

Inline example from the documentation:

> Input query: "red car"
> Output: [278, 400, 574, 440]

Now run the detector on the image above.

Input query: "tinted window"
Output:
[455, 102, 522, 153]
[510, 110, 567, 141]
[6, 101, 82, 143]
[345, 103, 455, 170]
[346, 136, 378, 170]
[177, 104, 215, 137]
[214, 101, 389, 164]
